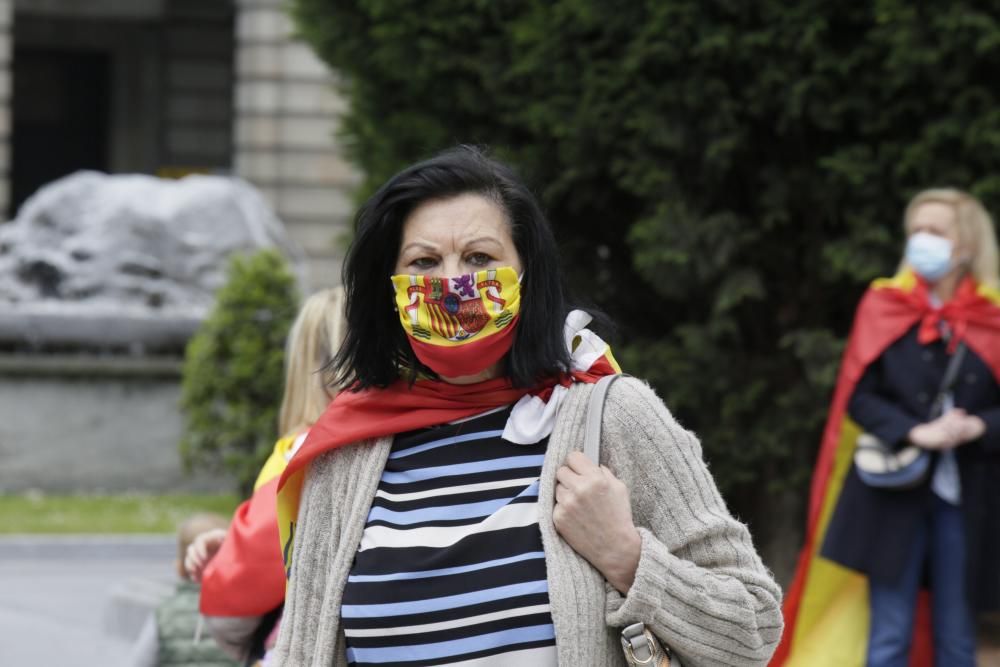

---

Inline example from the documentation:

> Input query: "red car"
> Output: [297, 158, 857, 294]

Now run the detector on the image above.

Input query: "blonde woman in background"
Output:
[779, 189, 1000, 666]
[184, 287, 347, 665]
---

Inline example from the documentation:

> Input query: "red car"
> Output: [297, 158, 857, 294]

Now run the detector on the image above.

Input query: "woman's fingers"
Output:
[555, 463, 582, 489]
[183, 530, 227, 582]
[564, 450, 599, 474]
[554, 481, 572, 505]
[184, 545, 202, 581]
[551, 461, 641, 594]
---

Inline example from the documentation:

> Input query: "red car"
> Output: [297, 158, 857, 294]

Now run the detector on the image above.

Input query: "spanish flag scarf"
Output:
[774, 271, 1000, 666]
[199, 311, 619, 617]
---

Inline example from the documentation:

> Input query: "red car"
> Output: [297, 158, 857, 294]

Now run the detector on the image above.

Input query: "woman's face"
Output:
[909, 201, 961, 252]
[394, 193, 523, 277]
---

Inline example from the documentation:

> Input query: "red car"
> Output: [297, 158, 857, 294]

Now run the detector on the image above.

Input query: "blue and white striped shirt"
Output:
[341, 405, 557, 666]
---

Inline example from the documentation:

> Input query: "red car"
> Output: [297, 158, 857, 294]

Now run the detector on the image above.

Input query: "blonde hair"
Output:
[902, 188, 1000, 288]
[278, 286, 347, 437]
[177, 512, 228, 563]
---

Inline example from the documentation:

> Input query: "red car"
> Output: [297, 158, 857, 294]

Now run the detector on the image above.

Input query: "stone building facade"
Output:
[0, 0, 356, 493]
[0, 0, 355, 289]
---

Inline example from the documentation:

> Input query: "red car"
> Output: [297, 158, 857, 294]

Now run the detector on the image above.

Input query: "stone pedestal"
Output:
[0, 354, 231, 493]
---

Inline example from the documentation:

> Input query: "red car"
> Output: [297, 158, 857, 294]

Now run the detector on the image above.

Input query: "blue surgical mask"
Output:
[905, 232, 954, 282]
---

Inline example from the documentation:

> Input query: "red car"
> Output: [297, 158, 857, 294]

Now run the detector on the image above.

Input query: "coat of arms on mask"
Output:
[397, 269, 516, 343]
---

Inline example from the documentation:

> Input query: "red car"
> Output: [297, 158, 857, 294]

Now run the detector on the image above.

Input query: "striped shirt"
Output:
[341, 405, 557, 666]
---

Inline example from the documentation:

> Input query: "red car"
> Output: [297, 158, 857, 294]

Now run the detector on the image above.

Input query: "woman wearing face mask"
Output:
[268, 146, 783, 666]
[776, 189, 1000, 667]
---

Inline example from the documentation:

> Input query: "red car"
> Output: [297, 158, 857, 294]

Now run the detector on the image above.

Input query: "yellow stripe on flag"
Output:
[254, 434, 297, 492]
[276, 468, 305, 582]
[787, 417, 869, 666]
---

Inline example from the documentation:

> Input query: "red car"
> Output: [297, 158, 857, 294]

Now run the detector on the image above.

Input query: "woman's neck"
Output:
[439, 361, 503, 385]
[931, 268, 965, 303]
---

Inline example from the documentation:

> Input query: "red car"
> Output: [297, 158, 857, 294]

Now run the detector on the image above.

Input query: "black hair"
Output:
[333, 145, 579, 389]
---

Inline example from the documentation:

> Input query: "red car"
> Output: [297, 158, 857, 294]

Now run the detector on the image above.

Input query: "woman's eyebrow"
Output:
[400, 241, 439, 254]
[462, 236, 504, 249]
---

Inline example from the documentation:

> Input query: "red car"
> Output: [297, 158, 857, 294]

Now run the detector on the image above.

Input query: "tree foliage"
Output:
[180, 249, 299, 496]
[291, 0, 1000, 547]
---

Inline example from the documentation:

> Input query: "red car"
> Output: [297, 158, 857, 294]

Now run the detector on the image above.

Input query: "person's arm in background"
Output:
[184, 529, 226, 583]
[847, 356, 922, 447]
[849, 351, 991, 451]
[184, 528, 260, 662]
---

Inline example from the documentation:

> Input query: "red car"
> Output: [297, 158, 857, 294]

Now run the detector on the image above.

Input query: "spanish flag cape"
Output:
[773, 270, 1000, 666]
[199, 433, 300, 616]
[275, 347, 620, 588]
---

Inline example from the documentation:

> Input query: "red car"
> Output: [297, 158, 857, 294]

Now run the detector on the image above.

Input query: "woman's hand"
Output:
[184, 528, 228, 582]
[957, 414, 987, 442]
[909, 408, 985, 450]
[553, 451, 641, 595]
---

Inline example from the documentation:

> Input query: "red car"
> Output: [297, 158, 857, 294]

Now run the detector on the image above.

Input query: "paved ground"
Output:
[0, 535, 175, 666]
[3, 535, 1000, 665]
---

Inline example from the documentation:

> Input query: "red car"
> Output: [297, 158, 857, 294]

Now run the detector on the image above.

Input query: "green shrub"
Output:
[290, 0, 1000, 556]
[180, 249, 299, 496]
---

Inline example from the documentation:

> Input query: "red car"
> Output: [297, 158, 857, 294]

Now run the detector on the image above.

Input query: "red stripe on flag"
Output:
[408, 314, 519, 377]
[429, 304, 446, 338]
[200, 476, 285, 617]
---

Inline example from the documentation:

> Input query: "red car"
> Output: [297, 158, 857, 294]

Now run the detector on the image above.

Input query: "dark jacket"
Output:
[820, 325, 1000, 610]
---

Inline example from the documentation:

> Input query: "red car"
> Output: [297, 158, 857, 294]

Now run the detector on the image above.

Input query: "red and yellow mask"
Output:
[390, 266, 521, 377]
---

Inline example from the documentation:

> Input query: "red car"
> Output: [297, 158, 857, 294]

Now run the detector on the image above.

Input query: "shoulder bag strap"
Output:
[583, 374, 623, 464]
[929, 342, 967, 419]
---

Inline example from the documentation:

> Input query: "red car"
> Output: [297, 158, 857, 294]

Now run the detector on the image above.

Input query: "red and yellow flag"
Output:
[774, 271, 1000, 666]
[275, 339, 620, 591]
[201, 311, 620, 618]
[199, 434, 299, 616]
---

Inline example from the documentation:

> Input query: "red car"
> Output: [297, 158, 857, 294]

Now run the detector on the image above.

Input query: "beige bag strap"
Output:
[584, 374, 678, 667]
[583, 374, 622, 464]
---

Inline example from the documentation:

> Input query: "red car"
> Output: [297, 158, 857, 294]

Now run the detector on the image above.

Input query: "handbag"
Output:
[853, 342, 967, 489]
[584, 374, 676, 667]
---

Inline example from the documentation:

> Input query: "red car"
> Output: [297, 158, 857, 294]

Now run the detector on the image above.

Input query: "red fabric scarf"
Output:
[200, 353, 618, 618]
[281, 356, 618, 489]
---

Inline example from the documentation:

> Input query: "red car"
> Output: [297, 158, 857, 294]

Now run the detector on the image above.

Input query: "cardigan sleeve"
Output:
[599, 378, 783, 667]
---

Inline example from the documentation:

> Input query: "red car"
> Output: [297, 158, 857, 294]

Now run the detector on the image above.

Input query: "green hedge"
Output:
[180, 249, 298, 496]
[290, 1, 1000, 534]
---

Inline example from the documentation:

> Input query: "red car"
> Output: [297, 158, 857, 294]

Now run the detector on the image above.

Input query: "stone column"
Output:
[0, 0, 12, 216]
[233, 0, 359, 290]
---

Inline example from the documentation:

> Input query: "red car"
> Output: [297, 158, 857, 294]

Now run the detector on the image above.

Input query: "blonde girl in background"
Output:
[184, 287, 347, 665]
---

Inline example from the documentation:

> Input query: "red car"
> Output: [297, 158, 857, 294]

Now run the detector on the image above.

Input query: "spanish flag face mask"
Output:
[390, 266, 522, 378]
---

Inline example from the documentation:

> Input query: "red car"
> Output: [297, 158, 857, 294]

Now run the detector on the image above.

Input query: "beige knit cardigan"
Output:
[271, 377, 783, 666]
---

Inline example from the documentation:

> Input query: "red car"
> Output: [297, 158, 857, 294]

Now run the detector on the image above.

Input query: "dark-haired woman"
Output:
[270, 146, 782, 666]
